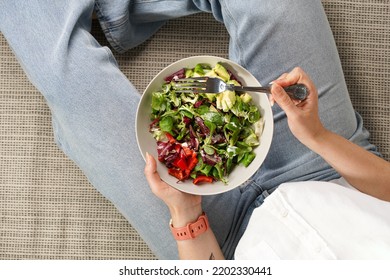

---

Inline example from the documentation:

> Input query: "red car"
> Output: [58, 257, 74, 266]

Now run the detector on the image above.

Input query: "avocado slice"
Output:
[214, 63, 230, 82]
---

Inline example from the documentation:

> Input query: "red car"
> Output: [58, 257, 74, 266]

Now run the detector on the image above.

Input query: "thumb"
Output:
[144, 152, 156, 172]
[144, 152, 163, 189]
[271, 83, 298, 116]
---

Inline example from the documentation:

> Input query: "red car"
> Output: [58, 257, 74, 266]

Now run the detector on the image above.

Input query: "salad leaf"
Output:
[180, 92, 199, 104]
[240, 152, 256, 167]
[159, 116, 174, 134]
[151, 92, 167, 112]
[169, 90, 181, 107]
[202, 111, 224, 126]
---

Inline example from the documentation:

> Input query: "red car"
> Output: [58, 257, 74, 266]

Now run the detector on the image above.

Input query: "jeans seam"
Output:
[239, 179, 264, 195]
[93, 2, 127, 53]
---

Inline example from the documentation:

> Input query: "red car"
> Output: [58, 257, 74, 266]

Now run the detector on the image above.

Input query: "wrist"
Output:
[169, 205, 203, 228]
[170, 212, 209, 241]
[304, 127, 331, 153]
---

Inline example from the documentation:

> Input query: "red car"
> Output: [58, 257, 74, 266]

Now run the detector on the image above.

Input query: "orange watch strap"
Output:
[170, 212, 209, 241]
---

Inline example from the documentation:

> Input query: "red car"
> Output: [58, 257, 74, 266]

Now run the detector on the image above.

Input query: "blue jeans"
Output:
[0, 0, 378, 259]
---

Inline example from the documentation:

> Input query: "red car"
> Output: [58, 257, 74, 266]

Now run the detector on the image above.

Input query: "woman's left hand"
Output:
[144, 152, 203, 227]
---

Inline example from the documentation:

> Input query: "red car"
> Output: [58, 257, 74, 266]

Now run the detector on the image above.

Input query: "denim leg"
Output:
[0, 0, 182, 259]
[90, 0, 244, 256]
[211, 0, 379, 190]
[94, 0, 203, 53]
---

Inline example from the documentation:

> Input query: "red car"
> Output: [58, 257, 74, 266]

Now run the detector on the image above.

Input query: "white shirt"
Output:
[234, 178, 390, 259]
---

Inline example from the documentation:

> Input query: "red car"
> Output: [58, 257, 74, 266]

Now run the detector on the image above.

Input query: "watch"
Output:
[170, 212, 209, 241]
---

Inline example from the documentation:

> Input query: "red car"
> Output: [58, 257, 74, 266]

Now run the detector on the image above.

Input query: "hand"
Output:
[270, 68, 390, 202]
[270, 67, 327, 148]
[144, 152, 203, 227]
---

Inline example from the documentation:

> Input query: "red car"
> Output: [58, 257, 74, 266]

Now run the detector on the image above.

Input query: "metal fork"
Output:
[173, 77, 308, 101]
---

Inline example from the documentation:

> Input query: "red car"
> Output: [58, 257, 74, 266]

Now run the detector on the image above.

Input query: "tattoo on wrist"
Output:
[209, 253, 215, 260]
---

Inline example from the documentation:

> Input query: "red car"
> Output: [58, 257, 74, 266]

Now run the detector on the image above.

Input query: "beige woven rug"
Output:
[1, 1, 389, 259]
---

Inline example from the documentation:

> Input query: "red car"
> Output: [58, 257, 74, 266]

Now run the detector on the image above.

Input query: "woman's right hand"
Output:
[270, 67, 327, 149]
[270, 68, 390, 201]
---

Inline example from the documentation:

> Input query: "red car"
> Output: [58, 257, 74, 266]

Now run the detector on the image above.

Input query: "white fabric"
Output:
[235, 178, 390, 259]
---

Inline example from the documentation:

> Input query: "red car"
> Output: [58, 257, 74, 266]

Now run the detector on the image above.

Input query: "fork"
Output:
[173, 77, 308, 101]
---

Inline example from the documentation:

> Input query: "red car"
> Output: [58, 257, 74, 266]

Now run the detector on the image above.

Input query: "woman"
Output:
[145, 67, 390, 259]
[2, 0, 388, 259]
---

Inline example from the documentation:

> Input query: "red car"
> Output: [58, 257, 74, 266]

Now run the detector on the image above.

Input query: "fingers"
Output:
[274, 67, 316, 98]
[273, 67, 304, 87]
[271, 67, 317, 103]
[274, 72, 289, 82]
[271, 83, 298, 116]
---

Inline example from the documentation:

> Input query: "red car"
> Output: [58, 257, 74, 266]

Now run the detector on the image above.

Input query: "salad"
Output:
[149, 62, 264, 185]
